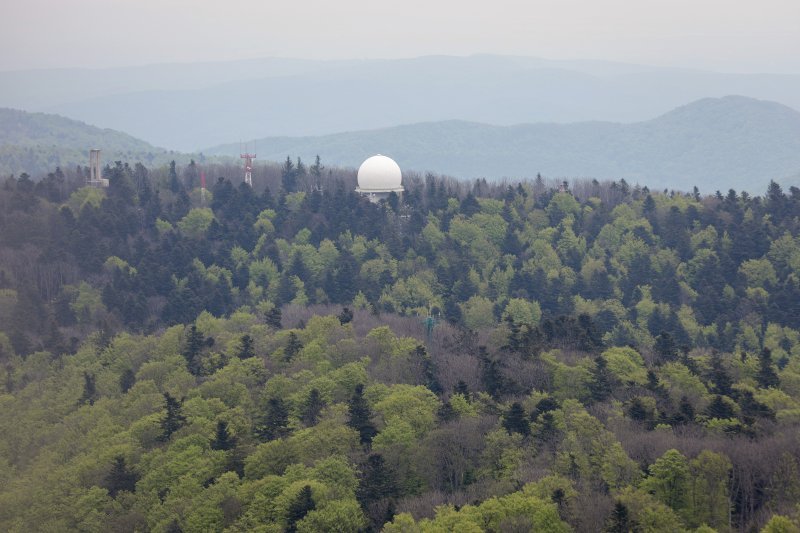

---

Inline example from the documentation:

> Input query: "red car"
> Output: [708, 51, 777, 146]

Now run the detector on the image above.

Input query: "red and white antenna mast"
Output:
[240, 142, 256, 187]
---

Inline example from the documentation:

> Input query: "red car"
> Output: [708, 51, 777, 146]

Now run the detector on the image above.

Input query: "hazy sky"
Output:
[2, 0, 799, 73]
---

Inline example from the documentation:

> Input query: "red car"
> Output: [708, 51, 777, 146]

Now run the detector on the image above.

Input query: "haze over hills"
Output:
[2, 96, 800, 192]
[205, 96, 800, 193]
[3, 55, 800, 151]
[0, 108, 201, 176]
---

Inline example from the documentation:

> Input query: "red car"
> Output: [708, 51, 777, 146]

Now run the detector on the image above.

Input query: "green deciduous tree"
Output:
[643, 449, 690, 514]
[688, 450, 731, 530]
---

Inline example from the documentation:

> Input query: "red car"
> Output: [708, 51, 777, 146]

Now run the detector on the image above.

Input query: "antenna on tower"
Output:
[240, 142, 256, 187]
[422, 304, 439, 341]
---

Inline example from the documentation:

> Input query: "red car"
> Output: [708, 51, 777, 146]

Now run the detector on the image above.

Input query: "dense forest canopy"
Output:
[1, 157, 800, 532]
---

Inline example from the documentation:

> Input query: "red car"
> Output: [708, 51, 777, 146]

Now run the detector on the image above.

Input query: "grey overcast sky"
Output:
[1, 0, 799, 73]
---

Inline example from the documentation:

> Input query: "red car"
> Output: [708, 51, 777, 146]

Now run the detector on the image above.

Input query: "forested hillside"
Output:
[205, 96, 800, 193]
[2, 159, 800, 532]
[0, 108, 204, 177]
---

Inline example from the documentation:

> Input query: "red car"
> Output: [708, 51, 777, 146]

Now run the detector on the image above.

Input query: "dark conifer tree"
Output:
[437, 400, 458, 422]
[532, 397, 559, 420]
[535, 412, 559, 448]
[265, 307, 282, 329]
[182, 324, 204, 375]
[738, 390, 776, 422]
[414, 345, 442, 395]
[502, 402, 531, 436]
[642, 194, 656, 215]
[348, 384, 377, 446]
[105, 456, 138, 498]
[577, 313, 604, 351]
[301, 388, 325, 427]
[646, 370, 666, 397]
[654, 331, 678, 363]
[604, 501, 632, 533]
[284, 332, 303, 362]
[626, 397, 649, 423]
[707, 351, 733, 395]
[281, 156, 297, 193]
[756, 348, 780, 388]
[287, 252, 309, 282]
[310, 155, 324, 178]
[676, 396, 695, 424]
[286, 485, 315, 533]
[453, 380, 470, 399]
[168, 160, 180, 193]
[459, 192, 481, 217]
[158, 393, 187, 442]
[236, 334, 255, 359]
[211, 420, 236, 451]
[119, 368, 136, 393]
[478, 346, 505, 399]
[333, 251, 359, 304]
[165, 520, 183, 533]
[501, 226, 523, 256]
[276, 274, 296, 307]
[588, 355, 615, 402]
[705, 395, 735, 419]
[258, 397, 290, 441]
[356, 453, 398, 508]
[337, 307, 354, 325]
[78, 372, 99, 406]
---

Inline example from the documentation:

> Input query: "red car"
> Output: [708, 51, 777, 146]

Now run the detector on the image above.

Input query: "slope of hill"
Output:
[205, 96, 800, 193]
[0, 108, 196, 176]
[3, 143, 800, 532]
[16, 55, 800, 151]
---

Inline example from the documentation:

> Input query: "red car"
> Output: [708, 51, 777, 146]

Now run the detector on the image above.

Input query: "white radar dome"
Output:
[357, 155, 403, 191]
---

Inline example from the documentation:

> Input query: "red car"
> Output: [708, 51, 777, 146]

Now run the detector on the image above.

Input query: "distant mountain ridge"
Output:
[205, 96, 800, 193]
[3, 55, 800, 151]
[3, 96, 799, 193]
[0, 107, 193, 176]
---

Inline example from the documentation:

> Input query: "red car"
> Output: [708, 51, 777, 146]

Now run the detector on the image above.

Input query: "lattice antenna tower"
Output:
[422, 304, 439, 341]
[240, 141, 256, 187]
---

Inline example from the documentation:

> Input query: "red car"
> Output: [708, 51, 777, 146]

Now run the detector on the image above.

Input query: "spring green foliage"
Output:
[2, 161, 800, 531]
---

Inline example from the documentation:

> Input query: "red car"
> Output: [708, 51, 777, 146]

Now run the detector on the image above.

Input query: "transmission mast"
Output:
[240, 143, 256, 187]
